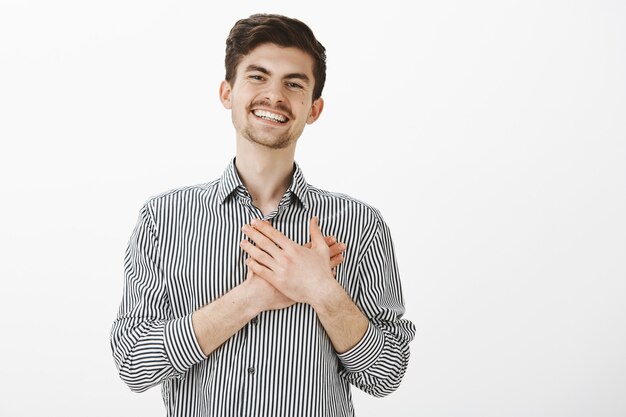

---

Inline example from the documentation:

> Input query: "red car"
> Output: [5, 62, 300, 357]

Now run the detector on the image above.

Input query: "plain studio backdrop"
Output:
[1, 1, 625, 416]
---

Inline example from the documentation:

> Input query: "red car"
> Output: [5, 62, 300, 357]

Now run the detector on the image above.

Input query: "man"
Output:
[111, 13, 415, 417]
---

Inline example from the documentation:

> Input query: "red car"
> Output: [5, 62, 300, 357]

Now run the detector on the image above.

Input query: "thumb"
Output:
[309, 216, 324, 245]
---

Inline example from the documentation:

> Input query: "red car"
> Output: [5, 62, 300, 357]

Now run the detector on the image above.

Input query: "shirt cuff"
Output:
[337, 322, 385, 373]
[164, 314, 207, 373]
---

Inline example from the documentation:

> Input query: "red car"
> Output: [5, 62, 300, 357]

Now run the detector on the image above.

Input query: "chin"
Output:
[244, 131, 295, 150]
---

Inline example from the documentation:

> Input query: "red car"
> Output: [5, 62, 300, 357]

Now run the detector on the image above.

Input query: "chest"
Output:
[157, 202, 364, 317]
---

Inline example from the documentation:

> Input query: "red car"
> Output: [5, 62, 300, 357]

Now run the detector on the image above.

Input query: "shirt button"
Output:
[251, 317, 258, 325]
[248, 367, 255, 375]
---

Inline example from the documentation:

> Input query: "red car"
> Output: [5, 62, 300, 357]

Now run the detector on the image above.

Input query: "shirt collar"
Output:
[217, 158, 310, 209]
[288, 161, 310, 209]
[217, 158, 243, 203]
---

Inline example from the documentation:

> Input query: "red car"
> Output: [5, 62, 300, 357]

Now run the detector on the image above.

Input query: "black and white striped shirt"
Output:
[111, 159, 416, 417]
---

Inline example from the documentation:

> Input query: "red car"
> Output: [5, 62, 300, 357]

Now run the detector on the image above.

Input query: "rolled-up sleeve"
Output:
[110, 203, 206, 392]
[338, 214, 416, 397]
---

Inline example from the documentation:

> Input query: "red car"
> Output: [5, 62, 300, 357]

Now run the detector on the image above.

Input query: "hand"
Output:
[240, 217, 339, 305]
[307, 235, 346, 276]
[244, 267, 295, 312]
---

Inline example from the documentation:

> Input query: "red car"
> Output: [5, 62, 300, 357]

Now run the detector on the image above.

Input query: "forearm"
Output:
[336, 320, 413, 397]
[309, 270, 414, 397]
[112, 280, 266, 392]
[111, 314, 205, 392]
[191, 280, 261, 356]
[310, 280, 369, 353]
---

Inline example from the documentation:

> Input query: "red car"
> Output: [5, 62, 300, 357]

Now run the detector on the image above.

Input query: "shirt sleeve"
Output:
[110, 203, 206, 393]
[337, 213, 416, 397]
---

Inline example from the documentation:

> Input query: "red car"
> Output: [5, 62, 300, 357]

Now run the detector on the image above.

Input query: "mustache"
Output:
[248, 100, 293, 120]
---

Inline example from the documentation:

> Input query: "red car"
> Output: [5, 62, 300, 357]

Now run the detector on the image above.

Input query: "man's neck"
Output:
[235, 139, 296, 217]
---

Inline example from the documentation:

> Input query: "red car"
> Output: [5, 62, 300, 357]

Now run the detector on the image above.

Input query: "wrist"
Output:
[307, 278, 344, 314]
[235, 279, 264, 319]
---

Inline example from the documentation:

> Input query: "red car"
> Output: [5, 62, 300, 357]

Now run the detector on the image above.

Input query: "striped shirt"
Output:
[110, 159, 416, 417]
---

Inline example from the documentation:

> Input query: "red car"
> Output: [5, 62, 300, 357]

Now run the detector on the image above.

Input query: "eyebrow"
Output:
[245, 65, 311, 85]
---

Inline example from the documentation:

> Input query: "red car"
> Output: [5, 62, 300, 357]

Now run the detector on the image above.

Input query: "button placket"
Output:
[245, 312, 259, 385]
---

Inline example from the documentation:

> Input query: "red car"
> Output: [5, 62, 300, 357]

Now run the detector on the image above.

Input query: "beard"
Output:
[241, 126, 295, 149]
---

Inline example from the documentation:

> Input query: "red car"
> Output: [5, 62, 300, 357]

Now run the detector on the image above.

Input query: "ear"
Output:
[219, 80, 232, 109]
[306, 97, 324, 124]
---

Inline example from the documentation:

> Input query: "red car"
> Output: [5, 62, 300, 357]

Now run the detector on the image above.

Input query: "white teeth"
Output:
[253, 110, 287, 123]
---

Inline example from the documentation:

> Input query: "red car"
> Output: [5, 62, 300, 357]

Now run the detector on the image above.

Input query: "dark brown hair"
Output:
[225, 14, 327, 100]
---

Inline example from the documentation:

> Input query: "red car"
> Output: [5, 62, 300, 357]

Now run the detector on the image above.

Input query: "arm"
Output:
[190, 270, 291, 355]
[110, 204, 205, 393]
[308, 279, 370, 354]
[111, 205, 345, 392]
[334, 216, 416, 397]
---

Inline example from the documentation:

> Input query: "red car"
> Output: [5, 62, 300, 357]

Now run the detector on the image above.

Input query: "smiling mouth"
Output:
[252, 109, 289, 124]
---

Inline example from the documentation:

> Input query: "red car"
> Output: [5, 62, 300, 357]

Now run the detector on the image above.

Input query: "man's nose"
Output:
[262, 80, 285, 103]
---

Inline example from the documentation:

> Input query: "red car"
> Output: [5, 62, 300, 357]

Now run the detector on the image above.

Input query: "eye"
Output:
[286, 82, 303, 90]
[248, 74, 264, 81]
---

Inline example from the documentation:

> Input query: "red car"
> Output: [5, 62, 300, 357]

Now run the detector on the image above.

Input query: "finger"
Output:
[246, 257, 273, 282]
[305, 235, 336, 250]
[330, 253, 344, 269]
[328, 241, 346, 259]
[249, 219, 294, 251]
[240, 240, 276, 270]
[309, 217, 325, 245]
[242, 223, 283, 258]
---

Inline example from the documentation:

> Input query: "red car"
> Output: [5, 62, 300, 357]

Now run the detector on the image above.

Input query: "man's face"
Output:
[220, 43, 324, 149]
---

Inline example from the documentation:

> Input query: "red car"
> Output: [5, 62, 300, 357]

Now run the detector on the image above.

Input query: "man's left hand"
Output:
[240, 217, 337, 306]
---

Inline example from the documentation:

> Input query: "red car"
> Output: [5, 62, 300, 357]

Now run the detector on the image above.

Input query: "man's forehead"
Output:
[238, 43, 315, 75]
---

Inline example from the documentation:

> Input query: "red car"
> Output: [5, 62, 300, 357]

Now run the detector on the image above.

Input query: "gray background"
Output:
[1, 0, 625, 416]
